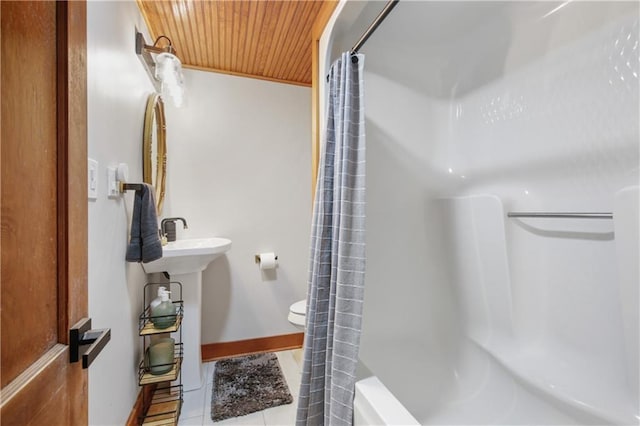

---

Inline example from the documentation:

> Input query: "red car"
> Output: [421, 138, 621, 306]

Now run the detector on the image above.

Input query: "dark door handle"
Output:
[70, 318, 111, 369]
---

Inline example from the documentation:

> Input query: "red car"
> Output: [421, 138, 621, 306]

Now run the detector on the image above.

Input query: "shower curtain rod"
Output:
[350, 0, 400, 54]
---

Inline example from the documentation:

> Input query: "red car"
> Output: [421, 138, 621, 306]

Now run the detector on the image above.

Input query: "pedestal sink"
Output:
[142, 237, 231, 391]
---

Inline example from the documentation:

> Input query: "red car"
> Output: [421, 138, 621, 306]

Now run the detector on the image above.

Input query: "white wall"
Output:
[87, 1, 154, 424]
[164, 69, 312, 344]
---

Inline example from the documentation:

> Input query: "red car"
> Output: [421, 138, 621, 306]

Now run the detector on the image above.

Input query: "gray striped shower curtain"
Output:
[296, 52, 366, 426]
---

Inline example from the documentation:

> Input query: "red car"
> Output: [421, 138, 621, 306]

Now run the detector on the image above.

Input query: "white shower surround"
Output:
[325, 1, 639, 425]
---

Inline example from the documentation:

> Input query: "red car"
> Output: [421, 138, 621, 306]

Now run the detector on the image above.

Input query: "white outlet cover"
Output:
[88, 158, 98, 200]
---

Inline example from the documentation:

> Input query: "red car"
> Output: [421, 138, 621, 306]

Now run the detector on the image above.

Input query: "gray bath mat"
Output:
[211, 352, 293, 422]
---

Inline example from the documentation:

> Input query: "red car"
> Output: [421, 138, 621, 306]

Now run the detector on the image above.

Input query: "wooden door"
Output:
[1, 1, 88, 425]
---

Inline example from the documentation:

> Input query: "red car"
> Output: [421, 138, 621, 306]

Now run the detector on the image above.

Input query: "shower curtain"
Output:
[296, 52, 366, 426]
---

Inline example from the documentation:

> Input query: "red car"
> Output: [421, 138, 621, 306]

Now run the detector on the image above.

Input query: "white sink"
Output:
[142, 237, 232, 275]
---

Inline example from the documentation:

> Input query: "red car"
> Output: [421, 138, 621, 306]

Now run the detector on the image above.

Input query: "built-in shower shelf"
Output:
[470, 337, 637, 425]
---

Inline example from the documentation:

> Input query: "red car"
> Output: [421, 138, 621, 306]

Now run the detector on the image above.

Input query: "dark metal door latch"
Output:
[70, 318, 111, 369]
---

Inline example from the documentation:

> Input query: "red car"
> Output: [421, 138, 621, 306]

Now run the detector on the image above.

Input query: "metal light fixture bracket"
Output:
[135, 31, 177, 92]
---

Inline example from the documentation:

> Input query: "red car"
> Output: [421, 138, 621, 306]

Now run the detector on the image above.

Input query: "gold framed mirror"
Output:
[143, 93, 167, 215]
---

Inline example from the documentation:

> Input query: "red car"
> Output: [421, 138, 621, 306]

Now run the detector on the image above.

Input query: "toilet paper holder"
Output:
[255, 254, 278, 263]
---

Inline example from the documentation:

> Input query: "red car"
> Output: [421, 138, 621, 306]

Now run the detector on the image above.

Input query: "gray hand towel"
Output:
[125, 183, 163, 263]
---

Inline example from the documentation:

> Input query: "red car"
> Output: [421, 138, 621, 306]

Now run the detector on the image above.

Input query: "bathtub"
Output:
[354, 376, 419, 426]
[353, 353, 419, 425]
[354, 335, 635, 425]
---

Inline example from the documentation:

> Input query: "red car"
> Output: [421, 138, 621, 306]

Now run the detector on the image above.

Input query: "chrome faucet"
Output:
[160, 217, 188, 242]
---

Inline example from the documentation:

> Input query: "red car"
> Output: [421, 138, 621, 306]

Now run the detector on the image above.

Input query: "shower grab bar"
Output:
[507, 212, 613, 219]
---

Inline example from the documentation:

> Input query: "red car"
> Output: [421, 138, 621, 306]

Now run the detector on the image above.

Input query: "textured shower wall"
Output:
[338, 1, 638, 422]
[444, 7, 639, 419]
[360, 76, 460, 408]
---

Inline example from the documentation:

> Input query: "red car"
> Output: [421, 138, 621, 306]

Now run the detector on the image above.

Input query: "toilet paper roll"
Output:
[258, 252, 278, 270]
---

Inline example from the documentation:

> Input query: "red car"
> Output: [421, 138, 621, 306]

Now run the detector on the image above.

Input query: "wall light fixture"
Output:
[136, 31, 185, 107]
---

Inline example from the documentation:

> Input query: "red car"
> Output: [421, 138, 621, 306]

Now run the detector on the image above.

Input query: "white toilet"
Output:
[288, 299, 307, 329]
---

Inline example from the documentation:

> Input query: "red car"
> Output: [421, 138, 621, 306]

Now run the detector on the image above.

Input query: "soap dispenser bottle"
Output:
[150, 286, 167, 310]
[151, 288, 176, 329]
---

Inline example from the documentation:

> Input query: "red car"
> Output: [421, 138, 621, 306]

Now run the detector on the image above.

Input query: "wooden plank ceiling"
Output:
[137, 1, 331, 87]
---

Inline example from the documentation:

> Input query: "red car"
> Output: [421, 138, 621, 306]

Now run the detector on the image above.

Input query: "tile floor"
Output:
[178, 349, 303, 426]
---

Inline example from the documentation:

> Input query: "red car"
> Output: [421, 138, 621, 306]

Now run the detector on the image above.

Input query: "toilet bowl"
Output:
[288, 299, 307, 328]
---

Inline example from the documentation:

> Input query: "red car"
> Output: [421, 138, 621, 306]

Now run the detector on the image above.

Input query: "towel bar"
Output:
[507, 212, 613, 219]
[119, 182, 144, 192]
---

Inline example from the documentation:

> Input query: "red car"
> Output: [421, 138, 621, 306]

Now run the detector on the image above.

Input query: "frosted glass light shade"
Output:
[155, 52, 185, 107]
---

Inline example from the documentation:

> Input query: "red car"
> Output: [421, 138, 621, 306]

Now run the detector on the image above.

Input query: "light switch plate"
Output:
[107, 166, 119, 198]
[88, 158, 98, 200]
